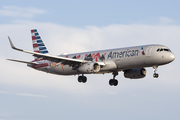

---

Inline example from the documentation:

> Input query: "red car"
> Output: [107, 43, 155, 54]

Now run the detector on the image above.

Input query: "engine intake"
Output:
[124, 68, 146, 79]
[78, 62, 100, 73]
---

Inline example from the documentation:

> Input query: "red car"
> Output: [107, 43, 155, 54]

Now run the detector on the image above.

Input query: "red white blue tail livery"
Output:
[31, 29, 49, 54]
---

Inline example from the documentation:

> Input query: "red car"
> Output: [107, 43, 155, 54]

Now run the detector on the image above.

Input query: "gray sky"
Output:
[0, 0, 180, 120]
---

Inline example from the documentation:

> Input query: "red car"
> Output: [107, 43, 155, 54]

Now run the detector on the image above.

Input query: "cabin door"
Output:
[146, 46, 153, 57]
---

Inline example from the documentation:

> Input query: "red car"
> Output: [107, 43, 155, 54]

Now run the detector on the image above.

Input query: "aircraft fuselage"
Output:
[8, 29, 175, 86]
[29, 44, 175, 75]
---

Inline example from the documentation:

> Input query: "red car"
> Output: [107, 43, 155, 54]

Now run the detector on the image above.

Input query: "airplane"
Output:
[7, 29, 175, 86]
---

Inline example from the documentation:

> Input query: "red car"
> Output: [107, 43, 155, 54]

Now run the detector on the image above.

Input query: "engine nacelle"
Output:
[124, 68, 147, 79]
[78, 62, 100, 73]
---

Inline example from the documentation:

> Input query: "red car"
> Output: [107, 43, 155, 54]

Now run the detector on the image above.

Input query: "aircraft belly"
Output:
[63, 65, 77, 75]
[117, 57, 139, 69]
[51, 65, 77, 75]
[129, 57, 139, 66]
[134, 57, 153, 67]
[101, 60, 117, 71]
[116, 55, 156, 69]
[118, 58, 130, 68]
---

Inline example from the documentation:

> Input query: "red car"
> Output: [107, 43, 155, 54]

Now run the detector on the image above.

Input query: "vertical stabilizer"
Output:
[31, 29, 49, 54]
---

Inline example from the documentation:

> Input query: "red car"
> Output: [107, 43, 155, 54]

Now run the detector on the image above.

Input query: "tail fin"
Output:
[31, 29, 49, 54]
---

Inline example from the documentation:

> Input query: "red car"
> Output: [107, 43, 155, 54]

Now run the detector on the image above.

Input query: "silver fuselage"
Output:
[29, 44, 175, 75]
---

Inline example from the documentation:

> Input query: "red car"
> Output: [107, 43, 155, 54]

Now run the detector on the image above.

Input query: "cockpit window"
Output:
[157, 48, 171, 52]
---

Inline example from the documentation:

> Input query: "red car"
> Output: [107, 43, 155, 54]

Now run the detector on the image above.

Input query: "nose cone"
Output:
[169, 53, 175, 62]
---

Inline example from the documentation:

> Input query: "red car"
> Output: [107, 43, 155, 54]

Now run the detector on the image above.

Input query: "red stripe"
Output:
[61, 64, 65, 72]
[33, 43, 38, 48]
[33, 63, 49, 69]
[34, 51, 40, 53]
[32, 36, 36, 40]
[32, 59, 45, 62]
[31, 30, 34, 33]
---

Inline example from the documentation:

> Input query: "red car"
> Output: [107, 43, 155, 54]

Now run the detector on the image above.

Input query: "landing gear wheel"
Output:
[78, 75, 87, 83]
[109, 72, 119, 86]
[114, 79, 118, 86]
[82, 76, 87, 83]
[109, 79, 118, 86]
[153, 73, 159, 78]
[109, 79, 114, 86]
[78, 76, 83, 82]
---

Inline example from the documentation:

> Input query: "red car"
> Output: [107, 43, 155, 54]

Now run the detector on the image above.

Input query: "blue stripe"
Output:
[36, 36, 41, 39]
[38, 43, 45, 46]
[40, 51, 49, 54]
[37, 40, 43, 43]
[39, 47, 46, 50]
[35, 33, 39, 36]
[33, 29, 37, 32]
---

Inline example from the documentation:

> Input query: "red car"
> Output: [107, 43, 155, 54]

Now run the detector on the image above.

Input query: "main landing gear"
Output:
[78, 75, 87, 83]
[77, 72, 119, 86]
[153, 66, 159, 78]
[109, 72, 118, 86]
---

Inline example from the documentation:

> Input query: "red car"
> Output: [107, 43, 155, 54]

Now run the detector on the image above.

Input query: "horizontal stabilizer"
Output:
[7, 59, 39, 65]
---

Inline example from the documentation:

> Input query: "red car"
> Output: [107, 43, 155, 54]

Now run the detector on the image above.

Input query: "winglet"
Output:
[8, 36, 15, 49]
[8, 36, 23, 51]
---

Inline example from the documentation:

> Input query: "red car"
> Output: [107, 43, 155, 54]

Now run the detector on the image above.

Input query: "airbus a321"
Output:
[7, 29, 175, 86]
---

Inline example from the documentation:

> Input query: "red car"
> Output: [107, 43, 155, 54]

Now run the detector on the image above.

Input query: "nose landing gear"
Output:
[109, 72, 118, 86]
[153, 66, 159, 78]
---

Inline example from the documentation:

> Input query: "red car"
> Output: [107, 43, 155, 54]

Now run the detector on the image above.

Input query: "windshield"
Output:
[157, 48, 171, 52]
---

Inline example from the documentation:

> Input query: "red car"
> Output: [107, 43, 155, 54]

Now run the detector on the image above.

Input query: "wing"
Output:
[7, 59, 39, 65]
[8, 36, 87, 66]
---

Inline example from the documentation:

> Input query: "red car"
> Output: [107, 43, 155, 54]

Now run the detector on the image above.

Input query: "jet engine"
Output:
[78, 62, 100, 73]
[124, 68, 146, 79]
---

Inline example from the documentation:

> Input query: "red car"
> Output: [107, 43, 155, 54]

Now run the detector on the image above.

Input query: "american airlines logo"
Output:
[107, 49, 139, 59]
[141, 47, 145, 55]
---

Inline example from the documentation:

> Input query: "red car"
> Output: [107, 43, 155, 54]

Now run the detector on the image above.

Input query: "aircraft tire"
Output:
[78, 76, 87, 83]
[109, 79, 114, 86]
[153, 73, 159, 78]
[114, 79, 118, 86]
[109, 79, 118, 86]
[82, 76, 87, 83]
[78, 76, 83, 82]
